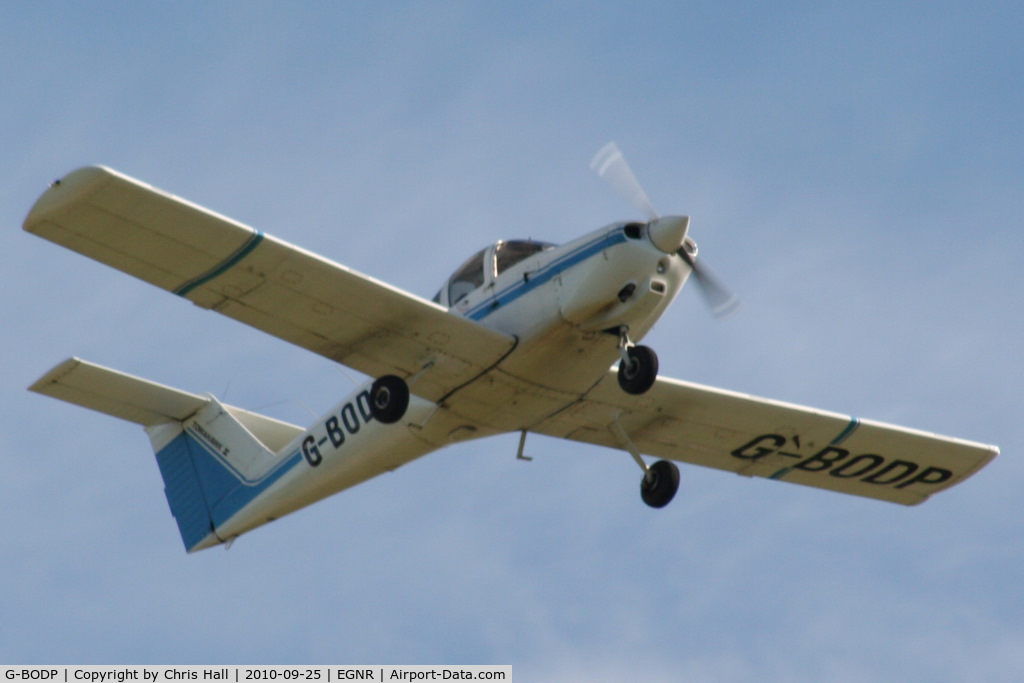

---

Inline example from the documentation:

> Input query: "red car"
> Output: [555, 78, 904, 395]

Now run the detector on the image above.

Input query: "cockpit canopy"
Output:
[433, 239, 557, 307]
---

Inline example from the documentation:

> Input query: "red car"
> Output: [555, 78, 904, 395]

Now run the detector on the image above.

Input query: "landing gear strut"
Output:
[616, 326, 658, 395]
[610, 415, 680, 508]
[369, 375, 409, 424]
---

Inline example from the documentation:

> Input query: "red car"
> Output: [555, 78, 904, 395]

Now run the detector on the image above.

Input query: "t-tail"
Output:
[29, 358, 438, 552]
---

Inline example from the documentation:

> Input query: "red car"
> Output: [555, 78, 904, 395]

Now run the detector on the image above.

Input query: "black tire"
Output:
[641, 460, 680, 508]
[617, 345, 659, 395]
[369, 375, 410, 424]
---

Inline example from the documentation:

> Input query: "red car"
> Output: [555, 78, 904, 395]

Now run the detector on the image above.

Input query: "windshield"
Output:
[438, 240, 558, 307]
[495, 240, 556, 275]
[447, 247, 487, 304]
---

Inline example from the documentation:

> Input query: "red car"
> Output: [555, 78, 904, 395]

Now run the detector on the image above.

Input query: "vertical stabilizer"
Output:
[146, 396, 290, 552]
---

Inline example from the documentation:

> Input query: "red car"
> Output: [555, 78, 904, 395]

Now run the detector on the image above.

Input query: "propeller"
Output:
[591, 141, 739, 318]
[677, 244, 740, 317]
[590, 141, 659, 221]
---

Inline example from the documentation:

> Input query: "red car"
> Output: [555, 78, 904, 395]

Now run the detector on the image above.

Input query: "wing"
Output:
[23, 166, 516, 402]
[532, 371, 998, 505]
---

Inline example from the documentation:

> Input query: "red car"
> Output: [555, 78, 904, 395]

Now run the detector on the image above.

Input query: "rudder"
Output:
[150, 424, 221, 551]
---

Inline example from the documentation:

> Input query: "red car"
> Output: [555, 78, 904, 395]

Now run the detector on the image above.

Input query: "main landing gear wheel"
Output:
[641, 459, 680, 508]
[617, 345, 659, 395]
[369, 375, 409, 424]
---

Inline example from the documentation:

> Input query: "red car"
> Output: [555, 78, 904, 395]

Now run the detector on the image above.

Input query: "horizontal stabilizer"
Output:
[29, 358, 304, 452]
[30, 357, 206, 425]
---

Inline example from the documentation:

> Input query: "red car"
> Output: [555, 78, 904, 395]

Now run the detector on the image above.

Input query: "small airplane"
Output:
[25, 144, 998, 553]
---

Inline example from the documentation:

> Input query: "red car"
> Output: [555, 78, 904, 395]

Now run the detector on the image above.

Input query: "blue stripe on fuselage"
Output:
[183, 429, 303, 528]
[210, 452, 303, 530]
[463, 228, 628, 321]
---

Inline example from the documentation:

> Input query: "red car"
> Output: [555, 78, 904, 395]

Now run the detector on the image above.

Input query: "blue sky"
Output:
[2, 2, 1022, 678]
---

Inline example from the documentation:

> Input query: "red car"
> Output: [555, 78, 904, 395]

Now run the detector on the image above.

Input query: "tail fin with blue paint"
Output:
[29, 358, 304, 551]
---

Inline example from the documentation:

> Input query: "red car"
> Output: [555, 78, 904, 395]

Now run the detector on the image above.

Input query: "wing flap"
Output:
[24, 167, 517, 401]
[533, 371, 998, 505]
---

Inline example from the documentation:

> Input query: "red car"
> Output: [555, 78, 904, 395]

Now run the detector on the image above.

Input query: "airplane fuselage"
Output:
[194, 221, 692, 548]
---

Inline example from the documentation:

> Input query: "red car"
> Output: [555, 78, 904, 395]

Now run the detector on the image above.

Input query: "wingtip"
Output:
[23, 166, 115, 234]
[28, 357, 84, 393]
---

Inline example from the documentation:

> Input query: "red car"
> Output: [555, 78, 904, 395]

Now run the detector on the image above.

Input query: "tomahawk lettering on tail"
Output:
[25, 149, 998, 552]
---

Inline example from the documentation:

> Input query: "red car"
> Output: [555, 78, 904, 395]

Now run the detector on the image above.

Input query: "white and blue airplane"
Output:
[25, 144, 998, 553]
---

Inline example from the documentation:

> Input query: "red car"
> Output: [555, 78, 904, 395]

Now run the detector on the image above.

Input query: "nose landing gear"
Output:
[616, 326, 658, 395]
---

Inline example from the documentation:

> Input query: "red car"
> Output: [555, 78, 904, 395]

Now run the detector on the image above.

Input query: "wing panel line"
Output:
[435, 335, 520, 405]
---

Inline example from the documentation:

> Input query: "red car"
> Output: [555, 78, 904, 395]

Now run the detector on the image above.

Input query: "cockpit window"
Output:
[495, 240, 556, 275]
[447, 247, 487, 304]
